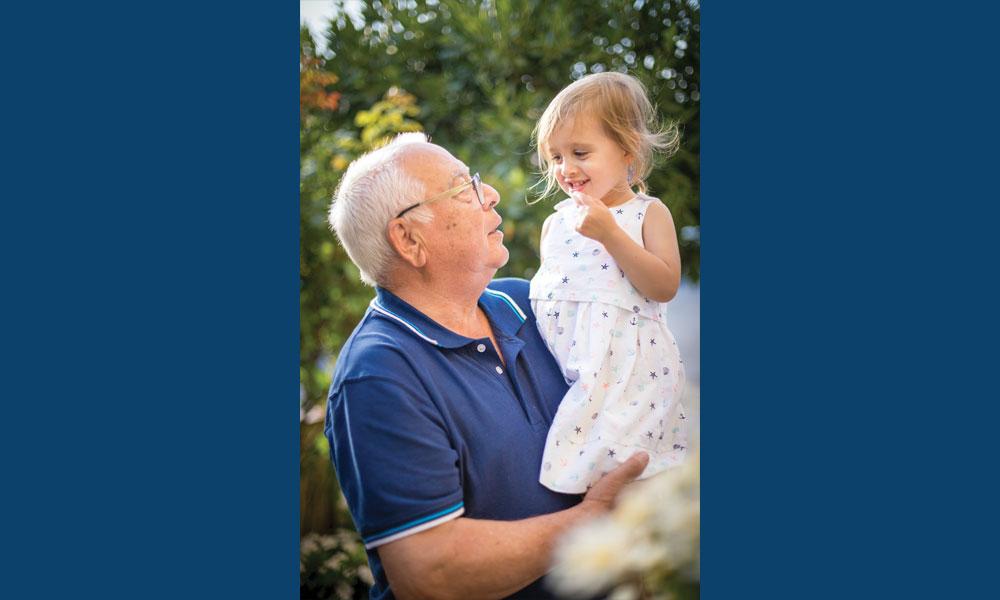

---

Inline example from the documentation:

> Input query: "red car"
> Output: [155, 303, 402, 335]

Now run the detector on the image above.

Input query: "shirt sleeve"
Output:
[326, 375, 465, 549]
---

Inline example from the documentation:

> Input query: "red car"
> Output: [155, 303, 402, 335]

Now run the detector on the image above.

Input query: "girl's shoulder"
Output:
[553, 197, 576, 212]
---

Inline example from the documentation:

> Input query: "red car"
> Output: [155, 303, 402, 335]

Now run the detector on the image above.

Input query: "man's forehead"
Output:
[400, 143, 468, 181]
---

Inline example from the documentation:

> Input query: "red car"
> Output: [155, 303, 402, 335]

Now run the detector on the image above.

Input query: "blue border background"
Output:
[3, 1, 998, 598]
[704, 2, 999, 597]
[4, 3, 298, 598]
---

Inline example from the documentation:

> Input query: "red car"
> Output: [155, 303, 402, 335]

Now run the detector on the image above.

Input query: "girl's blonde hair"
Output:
[532, 72, 680, 202]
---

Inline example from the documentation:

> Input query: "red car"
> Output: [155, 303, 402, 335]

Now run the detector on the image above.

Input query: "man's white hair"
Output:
[328, 132, 434, 287]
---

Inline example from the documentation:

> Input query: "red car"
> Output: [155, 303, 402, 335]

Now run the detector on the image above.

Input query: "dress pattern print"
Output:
[529, 195, 688, 493]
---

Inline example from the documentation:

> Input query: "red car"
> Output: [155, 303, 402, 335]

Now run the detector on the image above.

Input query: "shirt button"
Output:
[476, 343, 487, 353]
[495, 366, 503, 374]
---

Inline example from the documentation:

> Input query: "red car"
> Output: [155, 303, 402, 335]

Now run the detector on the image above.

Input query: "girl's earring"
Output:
[627, 163, 635, 185]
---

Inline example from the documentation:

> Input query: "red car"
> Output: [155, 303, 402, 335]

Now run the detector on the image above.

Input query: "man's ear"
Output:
[387, 218, 427, 268]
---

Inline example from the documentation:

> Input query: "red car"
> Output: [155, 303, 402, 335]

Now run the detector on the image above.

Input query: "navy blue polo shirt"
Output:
[325, 278, 582, 600]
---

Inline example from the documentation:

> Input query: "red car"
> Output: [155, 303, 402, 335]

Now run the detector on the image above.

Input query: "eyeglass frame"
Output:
[395, 172, 485, 218]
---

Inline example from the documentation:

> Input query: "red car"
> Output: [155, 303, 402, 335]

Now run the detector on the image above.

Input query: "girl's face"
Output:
[546, 114, 633, 206]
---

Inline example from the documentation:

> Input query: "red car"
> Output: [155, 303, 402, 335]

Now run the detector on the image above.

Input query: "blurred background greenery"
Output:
[301, 1, 699, 597]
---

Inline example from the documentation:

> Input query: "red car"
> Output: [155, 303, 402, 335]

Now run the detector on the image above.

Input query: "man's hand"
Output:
[579, 452, 650, 517]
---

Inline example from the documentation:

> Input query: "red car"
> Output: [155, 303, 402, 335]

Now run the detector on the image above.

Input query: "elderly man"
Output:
[325, 133, 648, 600]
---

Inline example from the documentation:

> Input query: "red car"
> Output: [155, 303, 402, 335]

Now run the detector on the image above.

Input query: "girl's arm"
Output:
[539, 213, 556, 262]
[574, 192, 682, 303]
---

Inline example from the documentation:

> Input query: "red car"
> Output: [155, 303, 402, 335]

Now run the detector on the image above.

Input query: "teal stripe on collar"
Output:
[483, 288, 526, 322]
[369, 299, 440, 346]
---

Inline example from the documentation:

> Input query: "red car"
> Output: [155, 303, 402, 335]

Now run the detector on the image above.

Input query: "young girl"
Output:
[529, 72, 689, 494]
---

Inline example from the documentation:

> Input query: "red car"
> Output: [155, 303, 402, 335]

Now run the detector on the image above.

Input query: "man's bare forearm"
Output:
[381, 503, 600, 600]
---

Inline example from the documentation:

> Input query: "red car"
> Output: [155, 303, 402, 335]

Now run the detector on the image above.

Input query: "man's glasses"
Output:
[396, 173, 485, 218]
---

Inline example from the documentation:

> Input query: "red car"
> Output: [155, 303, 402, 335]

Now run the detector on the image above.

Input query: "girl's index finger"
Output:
[573, 191, 598, 207]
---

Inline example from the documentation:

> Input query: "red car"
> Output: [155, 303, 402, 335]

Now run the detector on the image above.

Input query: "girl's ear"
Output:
[387, 218, 427, 268]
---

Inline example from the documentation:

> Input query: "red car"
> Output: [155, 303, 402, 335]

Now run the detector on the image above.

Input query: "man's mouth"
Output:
[566, 179, 589, 192]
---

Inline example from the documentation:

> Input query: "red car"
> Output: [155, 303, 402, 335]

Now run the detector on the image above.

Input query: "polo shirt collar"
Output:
[371, 286, 526, 348]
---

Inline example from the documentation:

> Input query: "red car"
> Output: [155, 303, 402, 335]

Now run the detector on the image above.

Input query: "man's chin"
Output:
[492, 246, 510, 270]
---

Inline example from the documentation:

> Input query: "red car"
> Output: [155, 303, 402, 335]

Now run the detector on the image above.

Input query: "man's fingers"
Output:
[581, 452, 651, 514]
[620, 451, 650, 481]
[604, 452, 649, 489]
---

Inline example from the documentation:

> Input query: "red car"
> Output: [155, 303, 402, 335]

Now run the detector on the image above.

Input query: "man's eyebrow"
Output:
[451, 168, 471, 182]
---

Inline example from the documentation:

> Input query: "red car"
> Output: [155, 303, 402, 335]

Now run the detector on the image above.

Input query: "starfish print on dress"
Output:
[616, 208, 624, 215]
[646, 431, 654, 439]
[650, 402, 656, 410]
[574, 426, 582, 434]
[608, 449, 616, 458]
[572, 251, 579, 258]
[561, 276, 569, 284]
[649, 371, 658, 380]
[650, 338, 656, 345]
[602, 311, 609, 318]
[637, 212, 643, 220]
[601, 263, 609, 270]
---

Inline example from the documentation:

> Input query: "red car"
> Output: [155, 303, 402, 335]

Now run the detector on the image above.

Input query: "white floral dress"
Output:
[529, 195, 688, 493]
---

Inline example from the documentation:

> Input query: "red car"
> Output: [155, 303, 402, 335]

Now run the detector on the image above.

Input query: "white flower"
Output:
[357, 564, 374, 586]
[548, 517, 635, 596]
[322, 553, 345, 572]
[300, 533, 322, 555]
[613, 480, 660, 529]
[549, 452, 701, 598]
[607, 584, 640, 600]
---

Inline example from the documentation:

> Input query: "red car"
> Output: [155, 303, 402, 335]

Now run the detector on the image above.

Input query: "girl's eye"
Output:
[574, 151, 589, 158]
[550, 155, 562, 163]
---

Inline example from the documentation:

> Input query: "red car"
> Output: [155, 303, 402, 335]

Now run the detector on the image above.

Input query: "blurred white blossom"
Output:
[548, 453, 700, 599]
[548, 517, 634, 594]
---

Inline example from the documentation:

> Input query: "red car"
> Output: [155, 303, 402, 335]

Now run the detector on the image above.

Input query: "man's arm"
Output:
[377, 452, 650, 600]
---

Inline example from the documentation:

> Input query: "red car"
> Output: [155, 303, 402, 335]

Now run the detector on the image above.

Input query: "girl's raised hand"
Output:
[572, 191, 619, 244]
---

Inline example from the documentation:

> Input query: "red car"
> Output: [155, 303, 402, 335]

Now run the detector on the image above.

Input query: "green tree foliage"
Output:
[300, 0, 700, 551]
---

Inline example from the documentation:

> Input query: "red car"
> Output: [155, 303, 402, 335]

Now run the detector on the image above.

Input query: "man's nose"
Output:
[482, 182, 500, 210]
